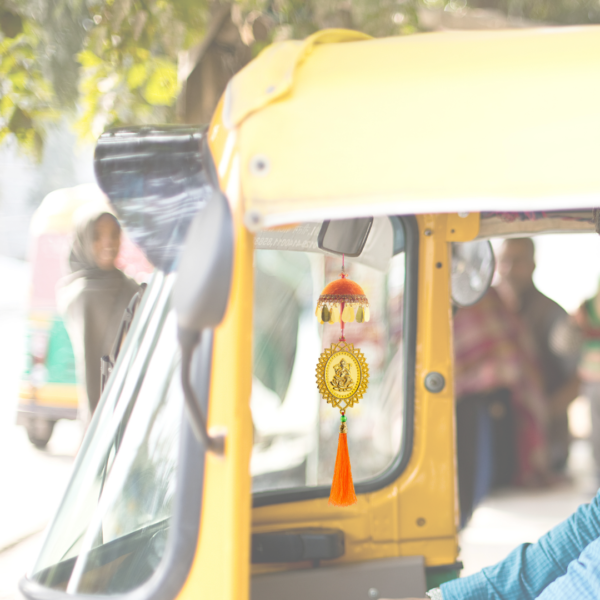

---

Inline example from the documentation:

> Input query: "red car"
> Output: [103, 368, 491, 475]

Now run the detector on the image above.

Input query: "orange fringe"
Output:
[328, 432, 357, 506]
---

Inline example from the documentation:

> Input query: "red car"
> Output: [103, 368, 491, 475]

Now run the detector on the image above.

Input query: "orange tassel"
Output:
[329, 421, 357, 507]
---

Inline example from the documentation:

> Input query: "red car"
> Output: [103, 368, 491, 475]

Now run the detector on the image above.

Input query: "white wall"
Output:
[533, 233, 600, 314]
[492, 233, 600, 314]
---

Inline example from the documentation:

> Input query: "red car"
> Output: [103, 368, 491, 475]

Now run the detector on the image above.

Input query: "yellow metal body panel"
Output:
[446, 212, 480, 242]
[177, 99, 254, 600]
[224, 29, 371, 129]
[226, 27, 600, 229]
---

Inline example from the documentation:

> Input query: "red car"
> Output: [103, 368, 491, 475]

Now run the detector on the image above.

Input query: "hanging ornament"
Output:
[315, 259, 370, 507]
[315, 272, 370, 325]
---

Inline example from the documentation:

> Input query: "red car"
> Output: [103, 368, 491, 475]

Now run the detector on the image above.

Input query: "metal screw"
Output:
[424, 372, 445, 393]
[249, 155, 270, 177]
[416, 517, 426, 527]
[424, 229, 432, 236]
[244, 210, 263, 231]
[368, 588, 379, 599]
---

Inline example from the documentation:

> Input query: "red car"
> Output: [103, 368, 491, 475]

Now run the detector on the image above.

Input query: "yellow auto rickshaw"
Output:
[17, 26, 600, 600]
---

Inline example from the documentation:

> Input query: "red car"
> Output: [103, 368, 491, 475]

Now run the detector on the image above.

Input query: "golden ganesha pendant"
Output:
[315, 341, 369, 411]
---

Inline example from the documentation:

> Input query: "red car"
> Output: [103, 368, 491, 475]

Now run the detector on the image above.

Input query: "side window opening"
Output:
[251, 217, 409, 497]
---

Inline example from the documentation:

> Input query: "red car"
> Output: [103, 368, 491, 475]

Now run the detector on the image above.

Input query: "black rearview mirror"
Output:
[317, 217, 374, 257]
[173, 191, 234, 333]
[94, 125, 212, 272]
[172, 191, 234, 455]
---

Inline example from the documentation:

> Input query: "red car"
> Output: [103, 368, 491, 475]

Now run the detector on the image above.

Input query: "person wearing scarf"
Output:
[57, 206, 140, 422]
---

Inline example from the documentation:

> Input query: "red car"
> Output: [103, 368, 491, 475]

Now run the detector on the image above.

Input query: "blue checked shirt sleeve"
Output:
[439, 489, 600, 600]
[535, 536, 600, 600]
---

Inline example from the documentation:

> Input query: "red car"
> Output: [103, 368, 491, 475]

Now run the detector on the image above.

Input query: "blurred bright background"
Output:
[5, 0, 600, 597]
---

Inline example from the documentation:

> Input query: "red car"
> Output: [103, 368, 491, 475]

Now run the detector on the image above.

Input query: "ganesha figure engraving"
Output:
[330, 359, 353, 392]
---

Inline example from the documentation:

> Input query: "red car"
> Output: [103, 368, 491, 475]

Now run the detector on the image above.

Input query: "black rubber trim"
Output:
[32, 519, 171, 586]
[253, 215, 419, 507]
[19, 333, 213, 600]
[426, 562, 464, 575]
[201, 132, 220, 190]
[251, 528, 345, 564]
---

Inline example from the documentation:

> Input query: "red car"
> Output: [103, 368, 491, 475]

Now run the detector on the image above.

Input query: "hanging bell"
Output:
[316, 274, 369, 325]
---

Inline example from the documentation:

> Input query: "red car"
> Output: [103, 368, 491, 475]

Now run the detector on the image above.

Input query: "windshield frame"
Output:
[19, 286, 212, 600]
[252, 215, 419, 507]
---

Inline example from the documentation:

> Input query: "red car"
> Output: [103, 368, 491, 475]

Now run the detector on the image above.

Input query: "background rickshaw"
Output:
[16, 26, 600, 600]
[17, 184, 151, 448]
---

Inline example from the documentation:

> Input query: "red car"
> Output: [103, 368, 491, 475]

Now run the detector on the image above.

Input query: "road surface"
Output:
[0, 257, 82, 599]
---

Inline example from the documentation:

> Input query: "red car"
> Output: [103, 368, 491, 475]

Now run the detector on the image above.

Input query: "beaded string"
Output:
[340, 254, 346, 342]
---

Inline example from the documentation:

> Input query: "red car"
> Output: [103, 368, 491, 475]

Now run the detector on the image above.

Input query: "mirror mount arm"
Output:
[174, 191, 233, 456]
[179, 327, 225, 456]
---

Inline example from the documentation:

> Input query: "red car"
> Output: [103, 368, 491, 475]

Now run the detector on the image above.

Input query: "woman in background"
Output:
[58, 207, 139, 422]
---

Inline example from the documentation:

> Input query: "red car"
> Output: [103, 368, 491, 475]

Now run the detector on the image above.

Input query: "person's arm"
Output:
[440, 489, 600, 600]
[535, 536, 600, 600]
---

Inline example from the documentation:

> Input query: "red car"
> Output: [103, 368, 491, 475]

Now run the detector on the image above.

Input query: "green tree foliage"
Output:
[468, 0, 600, 24]
[1, 0, 210, 154]
[76, 0, 208, 138]
[2, 0, 600, 155]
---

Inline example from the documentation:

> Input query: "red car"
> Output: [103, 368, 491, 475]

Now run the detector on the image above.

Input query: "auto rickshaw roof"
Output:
[222, 27, 600, 230]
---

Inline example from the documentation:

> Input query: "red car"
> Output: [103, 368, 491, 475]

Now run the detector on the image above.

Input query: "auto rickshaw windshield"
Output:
[27, 272, 182, 594]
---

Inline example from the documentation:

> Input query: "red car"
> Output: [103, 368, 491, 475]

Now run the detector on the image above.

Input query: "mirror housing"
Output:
[173, 191, 234, 333]
[94, 125, 212, 272]
[173, 191, 233, 455]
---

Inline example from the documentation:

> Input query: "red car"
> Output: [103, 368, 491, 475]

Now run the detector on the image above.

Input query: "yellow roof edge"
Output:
[243, 194, 600, 233]
[223, 28, 372, 129]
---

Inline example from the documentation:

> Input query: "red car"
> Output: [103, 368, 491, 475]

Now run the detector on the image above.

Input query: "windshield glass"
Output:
[28, 271, 183, 594]
[252, 216, 408, 493]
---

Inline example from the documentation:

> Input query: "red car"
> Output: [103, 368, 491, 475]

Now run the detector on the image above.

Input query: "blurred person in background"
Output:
[57, 207, 139, 423]
[454, 287, 549, 527]
[574, 283, 600, 483]
[496, 238, 580, 473]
